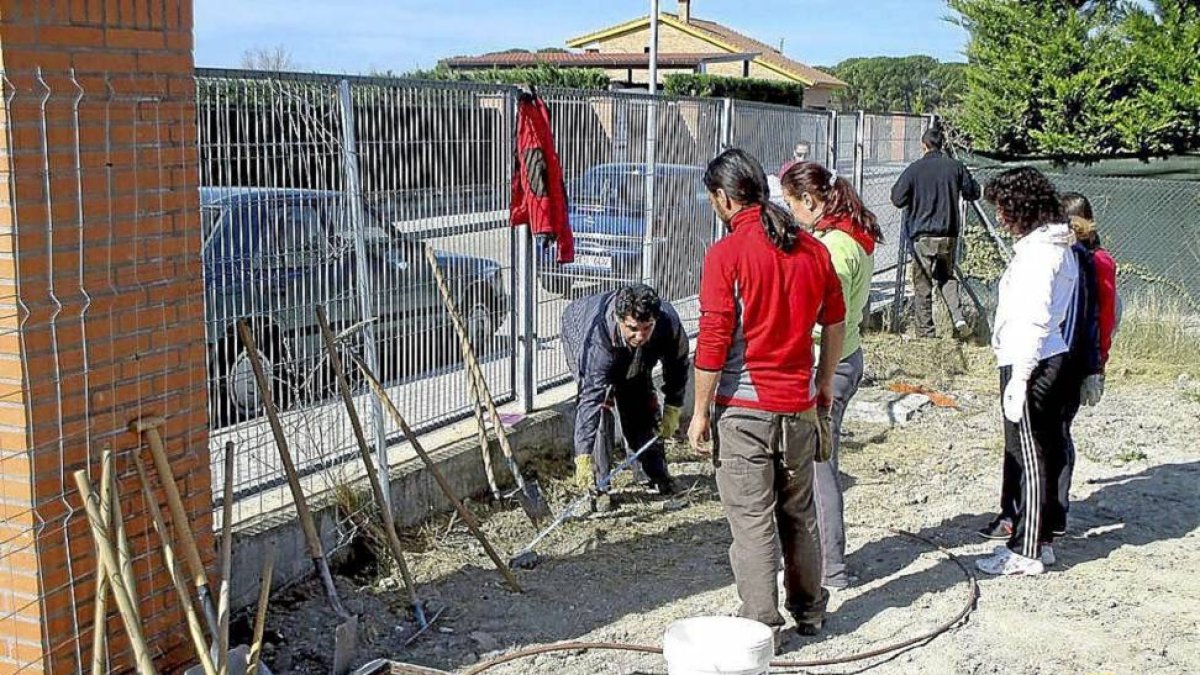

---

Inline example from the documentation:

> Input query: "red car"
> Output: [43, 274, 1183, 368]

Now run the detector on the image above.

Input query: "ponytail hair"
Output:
[780, 161, 883, 243]
[704, 148, 800, 252]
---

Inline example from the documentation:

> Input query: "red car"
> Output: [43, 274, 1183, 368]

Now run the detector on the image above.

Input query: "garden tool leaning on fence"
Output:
[237, 320, 359, 675]
[350, 350, 524, 593]
[129, 416, 221, 639]
[509, 435, 661, 570]
[423, 244, 551, 526]
[316, 305, 430, 631]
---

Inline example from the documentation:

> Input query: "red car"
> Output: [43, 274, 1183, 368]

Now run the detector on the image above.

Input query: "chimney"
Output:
[678, 0, 691, 23]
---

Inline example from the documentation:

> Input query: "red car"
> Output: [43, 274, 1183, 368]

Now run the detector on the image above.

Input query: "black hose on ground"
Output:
[460, 526, 979, 674]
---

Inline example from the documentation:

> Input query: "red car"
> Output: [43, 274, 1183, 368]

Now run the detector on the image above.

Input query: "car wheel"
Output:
[314, 326, 367, 401]
[218, 329, 292, 422]
[462, 291, 500, 355]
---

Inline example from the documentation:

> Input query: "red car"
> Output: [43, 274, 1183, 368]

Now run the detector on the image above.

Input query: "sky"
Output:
[194, 0, 970, 73]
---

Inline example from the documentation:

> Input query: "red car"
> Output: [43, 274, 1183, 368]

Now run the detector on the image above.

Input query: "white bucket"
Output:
[663, 616, 774, 675]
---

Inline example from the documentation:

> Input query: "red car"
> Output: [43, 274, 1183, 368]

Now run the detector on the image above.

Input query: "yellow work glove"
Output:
[659, 405, 682, 440]
[573, 454, 595, 490]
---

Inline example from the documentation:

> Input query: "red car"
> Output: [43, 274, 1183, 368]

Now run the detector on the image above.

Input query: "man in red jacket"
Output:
[688, 149, 846, 641]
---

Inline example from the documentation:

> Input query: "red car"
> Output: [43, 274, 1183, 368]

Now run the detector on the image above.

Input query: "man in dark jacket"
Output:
[561, 284, 689, 500]
[890, 127, 980, 338]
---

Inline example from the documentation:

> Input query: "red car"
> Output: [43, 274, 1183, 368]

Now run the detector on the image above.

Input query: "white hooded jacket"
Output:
[992, 222, 1079, 381]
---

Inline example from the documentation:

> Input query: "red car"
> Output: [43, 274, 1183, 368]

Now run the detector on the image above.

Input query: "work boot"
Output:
[652, 475, 677, 497]
[954, 319, 974, 340]
[789, 588, 829, 636]
[631, 460, 653, 487]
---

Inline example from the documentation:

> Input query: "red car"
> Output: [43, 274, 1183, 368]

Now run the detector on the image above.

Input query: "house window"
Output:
[586, 48, 599, 54]
[742, 60, 750, 77]
[644, 46, 650, 53]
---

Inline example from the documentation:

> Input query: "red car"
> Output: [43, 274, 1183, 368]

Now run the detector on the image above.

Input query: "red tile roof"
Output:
[443, 51, 759, 69]
[566, 13, 846, 89]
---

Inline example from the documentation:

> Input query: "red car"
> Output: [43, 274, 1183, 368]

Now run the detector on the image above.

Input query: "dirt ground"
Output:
[248, 333, 1200, 675]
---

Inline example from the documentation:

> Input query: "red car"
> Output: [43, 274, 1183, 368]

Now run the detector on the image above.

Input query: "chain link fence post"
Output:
[337, 78, 390, 506]
[826, 110, 838, 170]
[853, 111, 865, 193]
[510, 87, 536, 412]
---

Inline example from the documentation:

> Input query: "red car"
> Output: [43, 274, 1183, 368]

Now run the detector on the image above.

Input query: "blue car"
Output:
[537, 163, 714, 299]
[201, 187, 508, 422]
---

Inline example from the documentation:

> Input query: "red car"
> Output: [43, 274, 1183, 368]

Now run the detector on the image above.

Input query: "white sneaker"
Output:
[992, 543, 1055, 566]
[976, 547, 1045, 576]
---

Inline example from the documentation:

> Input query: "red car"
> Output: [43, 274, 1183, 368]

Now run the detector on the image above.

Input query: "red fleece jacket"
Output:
[695, 205, 846, 413]
[1092, 247, 1117, 368]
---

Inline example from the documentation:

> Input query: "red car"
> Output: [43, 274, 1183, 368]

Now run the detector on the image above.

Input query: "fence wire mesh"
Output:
[191, 72, 938, 504]
[958, 167, 1200, 322]
[196, 71, 516, 527]
[0, 68, 207, 673]
[530, 90, 723, 391]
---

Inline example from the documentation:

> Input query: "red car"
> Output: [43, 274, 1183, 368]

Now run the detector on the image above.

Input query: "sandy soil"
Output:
[250, 334, 1200, 675]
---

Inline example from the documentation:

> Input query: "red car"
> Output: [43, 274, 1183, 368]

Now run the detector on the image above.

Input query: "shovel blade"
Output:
[331, 615, 358, 675]
[516, 479, 552, 525]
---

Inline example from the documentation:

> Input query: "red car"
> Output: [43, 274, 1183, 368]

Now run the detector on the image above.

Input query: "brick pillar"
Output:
[0, 2, 209, 673]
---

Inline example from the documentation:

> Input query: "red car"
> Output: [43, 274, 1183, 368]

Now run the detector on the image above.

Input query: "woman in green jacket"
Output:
[780, 161, 883, 589]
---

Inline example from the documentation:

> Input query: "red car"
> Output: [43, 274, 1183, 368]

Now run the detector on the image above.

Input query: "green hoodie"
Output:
[814, 229, 873, 358]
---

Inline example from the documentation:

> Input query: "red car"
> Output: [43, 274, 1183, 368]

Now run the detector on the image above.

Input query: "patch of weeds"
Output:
[861, 331, 987, 390]
[1116, 448, 1149, 464]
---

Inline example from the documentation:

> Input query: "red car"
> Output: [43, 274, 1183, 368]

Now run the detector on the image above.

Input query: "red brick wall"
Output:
[0, 2, 209, 672]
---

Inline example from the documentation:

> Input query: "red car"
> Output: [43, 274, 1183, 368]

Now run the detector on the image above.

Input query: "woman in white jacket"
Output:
[977, 167, 1079, 576]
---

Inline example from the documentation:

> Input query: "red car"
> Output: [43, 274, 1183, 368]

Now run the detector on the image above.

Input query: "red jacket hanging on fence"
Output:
[511, 92, 574, 263]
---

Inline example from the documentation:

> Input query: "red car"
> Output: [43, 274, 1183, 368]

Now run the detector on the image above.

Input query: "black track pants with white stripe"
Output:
[999, 354, 1069, 560]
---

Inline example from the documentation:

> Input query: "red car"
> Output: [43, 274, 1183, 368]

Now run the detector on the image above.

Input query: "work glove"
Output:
[1080, 374, 1105, 407]
[573, 454, 595, 491]
[659, 405, 682, 440]
[1002, 377, 1027, 424]
[815, 406, 834, 463]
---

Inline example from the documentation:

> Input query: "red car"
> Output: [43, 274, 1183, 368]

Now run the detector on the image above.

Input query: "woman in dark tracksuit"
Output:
[977, 168, 1079, 577]
[779, 161, 883, 589]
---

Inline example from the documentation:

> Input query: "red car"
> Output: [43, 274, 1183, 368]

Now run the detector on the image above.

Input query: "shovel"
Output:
[423, 245, 551, 526]
[316, 305, 429, 630]
[237, 320, 358, 675]
[509, 436, 661, 569]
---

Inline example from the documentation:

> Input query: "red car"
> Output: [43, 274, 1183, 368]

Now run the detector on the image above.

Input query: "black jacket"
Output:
[890, 150, 980, 240]
[1065, 242, 1103, 377]
[561, 291, 690, 457]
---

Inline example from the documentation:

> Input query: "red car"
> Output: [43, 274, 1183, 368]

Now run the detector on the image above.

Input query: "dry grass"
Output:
[1108, 292, 1200, 383]
[861, 332, 994, 392]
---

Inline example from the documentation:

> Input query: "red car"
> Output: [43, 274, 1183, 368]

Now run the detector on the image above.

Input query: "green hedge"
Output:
[663, 73, 804, 106]
[410, 64, 610, 89]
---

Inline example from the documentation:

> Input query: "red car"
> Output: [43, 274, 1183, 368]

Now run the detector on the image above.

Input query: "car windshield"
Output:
[572, 168, 704, 211]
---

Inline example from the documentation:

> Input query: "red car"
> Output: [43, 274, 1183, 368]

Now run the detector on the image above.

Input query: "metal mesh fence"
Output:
[860, 113, 931, 278]
[196, 71, 517, 522]
[835, 112, 858, 177]
[188, 70, 951, 503]
[728, 100, 833, 173]
[959, 167, 1200, 319]
[530, 90, 723, 391]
